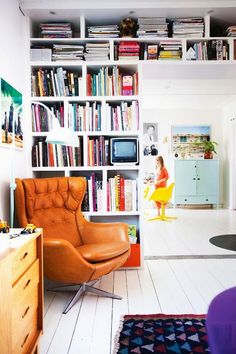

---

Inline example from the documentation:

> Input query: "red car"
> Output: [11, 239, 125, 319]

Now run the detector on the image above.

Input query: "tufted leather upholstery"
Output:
[15, 177, 130, 285]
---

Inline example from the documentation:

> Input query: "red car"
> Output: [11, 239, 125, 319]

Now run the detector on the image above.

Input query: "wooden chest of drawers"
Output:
[0, 230, 43, 354]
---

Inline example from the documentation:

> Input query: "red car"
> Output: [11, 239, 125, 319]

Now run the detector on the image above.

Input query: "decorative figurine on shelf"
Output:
[0, 220, 10, 233]
[21, 223, 37, 234]
[119, 17, 137, 37]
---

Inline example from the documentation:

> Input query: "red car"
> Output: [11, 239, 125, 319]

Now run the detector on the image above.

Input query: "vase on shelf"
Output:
[204, 151, 213, 159]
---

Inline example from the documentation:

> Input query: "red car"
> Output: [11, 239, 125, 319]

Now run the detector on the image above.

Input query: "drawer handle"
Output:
[21, 333, 29, 348]
[20, 252, 28, 261]
[23, 279, 31, 290]
[22, 306, 30, 319]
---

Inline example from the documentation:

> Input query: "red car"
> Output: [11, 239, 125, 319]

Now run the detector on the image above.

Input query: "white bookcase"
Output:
[27, 6, 236, 268]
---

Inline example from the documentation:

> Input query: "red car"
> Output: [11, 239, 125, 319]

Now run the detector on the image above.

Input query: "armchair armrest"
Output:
[79, 222, 129, 244]
[43, 237, 95, 283]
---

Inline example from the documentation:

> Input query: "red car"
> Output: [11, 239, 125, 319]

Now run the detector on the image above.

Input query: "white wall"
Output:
[222, 97, 236, 208]
[0, 0, 29, 221]
[142, 106, 224, 204]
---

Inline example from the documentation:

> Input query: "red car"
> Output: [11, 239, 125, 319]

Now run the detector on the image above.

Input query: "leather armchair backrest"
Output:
[15, 177, 87, 247]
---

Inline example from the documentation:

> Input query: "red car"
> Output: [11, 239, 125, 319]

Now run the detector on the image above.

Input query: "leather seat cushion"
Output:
[77, 241, 130, 263]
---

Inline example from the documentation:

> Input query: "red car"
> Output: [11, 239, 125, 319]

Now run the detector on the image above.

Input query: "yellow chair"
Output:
[148, 183, 177, 221]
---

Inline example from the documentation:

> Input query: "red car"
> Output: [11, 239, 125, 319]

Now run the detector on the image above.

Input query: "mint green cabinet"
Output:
[174, 160, 219, 204]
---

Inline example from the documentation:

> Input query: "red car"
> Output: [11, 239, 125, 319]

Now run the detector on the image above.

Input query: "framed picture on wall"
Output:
[0, 78, 23, 149]
[172, 125, 211, 158]
[143, 122, 158, 156]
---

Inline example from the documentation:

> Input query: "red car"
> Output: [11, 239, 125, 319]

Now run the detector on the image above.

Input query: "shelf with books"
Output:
[186, 38, 230, 61]
[86, 64, 139, 96]
[31, 65, 83, 97]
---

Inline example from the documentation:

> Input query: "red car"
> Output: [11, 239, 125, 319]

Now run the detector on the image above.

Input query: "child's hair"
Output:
[156, 155, 164, 169]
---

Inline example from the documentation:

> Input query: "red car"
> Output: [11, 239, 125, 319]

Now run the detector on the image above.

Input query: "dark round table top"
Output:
[209, 234, 236, 251]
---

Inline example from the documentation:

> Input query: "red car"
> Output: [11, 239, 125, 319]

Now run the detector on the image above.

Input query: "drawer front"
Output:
[12, 285, 38, 332]
[13, 260, 39, 304]
[175, 195, 218, 204]
[13, 311, 38, 354]
[12, 239, 37, 284]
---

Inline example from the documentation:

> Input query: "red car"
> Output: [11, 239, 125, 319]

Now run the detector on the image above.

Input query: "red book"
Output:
[119, 177, 125, 211]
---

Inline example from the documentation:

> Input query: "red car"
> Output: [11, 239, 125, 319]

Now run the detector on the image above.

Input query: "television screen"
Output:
[110, 138, 138, 165]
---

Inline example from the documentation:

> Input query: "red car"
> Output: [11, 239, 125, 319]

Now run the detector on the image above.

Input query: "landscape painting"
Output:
[0, 78, 23, 148]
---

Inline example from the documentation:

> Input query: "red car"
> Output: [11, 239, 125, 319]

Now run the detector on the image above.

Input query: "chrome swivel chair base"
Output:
[48, 280, 122, 314]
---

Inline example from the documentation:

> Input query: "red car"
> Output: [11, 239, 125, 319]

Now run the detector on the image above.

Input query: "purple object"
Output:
[206, 287, 236, 354]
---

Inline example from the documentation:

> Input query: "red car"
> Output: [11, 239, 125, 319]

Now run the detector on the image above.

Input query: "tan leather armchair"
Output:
[15, 177, 130, 313]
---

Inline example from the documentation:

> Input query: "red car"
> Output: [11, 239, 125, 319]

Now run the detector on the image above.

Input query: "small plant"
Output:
[202, 141, 218, 154]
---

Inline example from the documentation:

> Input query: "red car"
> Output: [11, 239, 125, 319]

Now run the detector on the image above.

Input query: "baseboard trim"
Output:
[145, 254, 236, 260]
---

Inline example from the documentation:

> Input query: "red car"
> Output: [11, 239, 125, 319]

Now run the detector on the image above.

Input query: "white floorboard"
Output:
[144, 208, 236, 256]
[39, 209, 236, 354]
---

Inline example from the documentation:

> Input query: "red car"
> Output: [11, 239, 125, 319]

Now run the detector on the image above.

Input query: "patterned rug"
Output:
[114, 314, 209, 353]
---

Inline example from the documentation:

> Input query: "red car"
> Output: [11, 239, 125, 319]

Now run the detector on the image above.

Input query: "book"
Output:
[122, 75, 133, 95]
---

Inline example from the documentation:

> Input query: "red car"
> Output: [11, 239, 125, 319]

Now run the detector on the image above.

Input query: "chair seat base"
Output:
[48, 281, 122, 314]
[148, 215, 177, 222]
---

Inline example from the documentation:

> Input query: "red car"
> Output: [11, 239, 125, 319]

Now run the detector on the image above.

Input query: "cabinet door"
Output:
[175, 161, 197, 196]
[196, 160, 219, 196]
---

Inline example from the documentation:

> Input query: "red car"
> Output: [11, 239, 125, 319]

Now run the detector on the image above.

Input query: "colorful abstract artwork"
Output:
[0, 78, 23, 148]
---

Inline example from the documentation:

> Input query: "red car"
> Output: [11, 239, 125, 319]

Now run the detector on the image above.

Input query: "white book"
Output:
[38, 141, 43, 167]
[132, 179, 137, 211]
[97, 187, 103, 212]
[124, 179, 133, 212]
[88, 178, 93, 212]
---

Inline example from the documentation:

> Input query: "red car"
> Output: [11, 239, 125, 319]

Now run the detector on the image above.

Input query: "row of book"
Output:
[86, 67, 138, 96]
[87, 136, 109, 166]
[105, 101, 139, 131]
[114, 41, 182, 61]
[32, 103, 64, 132]
[38, 19, 205, 39]
[84, 42, 110, 61]
[187, 40, 229, 60]
[82, 173, 103, 212]
[31, 68, 82, 97]
[68, 102, 102, 132]
[107, 175, 137, 212]
[32, 139, 82, 167]
[40, 23, 72, 38]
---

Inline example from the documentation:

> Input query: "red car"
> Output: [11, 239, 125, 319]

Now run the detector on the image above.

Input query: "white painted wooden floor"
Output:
[144, 208, 236, 257]
[39, 209, 236, 354]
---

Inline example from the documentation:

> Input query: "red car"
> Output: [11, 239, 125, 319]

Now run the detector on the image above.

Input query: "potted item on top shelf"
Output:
[119, 17, 138, 37]
[193, 140, 218, 159]
[202, 140, 218, 159]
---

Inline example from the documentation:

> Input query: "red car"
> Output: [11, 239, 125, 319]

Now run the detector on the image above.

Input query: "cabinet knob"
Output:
[197, 178, 200, 180]
[193, 178, 196, 180]
[206, 199, 209, 201]
[184, 199, 187, 201]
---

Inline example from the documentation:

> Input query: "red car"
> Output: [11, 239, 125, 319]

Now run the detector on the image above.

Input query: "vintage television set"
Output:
[110, 137, 139, 165]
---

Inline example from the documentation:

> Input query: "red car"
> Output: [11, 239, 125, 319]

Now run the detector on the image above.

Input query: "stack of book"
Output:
[40, 23, 72, 38]
[52, 44, 84, 61]
[84, 43, 110, 61]
[226, 26, 236, 36]
[137, 17, 168, 37]
[158, 40, 182, 60]
[82, 173, 103, 212]
[32, 138, 82, 167]
[68, 102, 102, 131]
[171, 17, 204, 37]
[107, 175, 137, 212]
[87, 25, 120, 38]
[117, 41, 140, 60]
